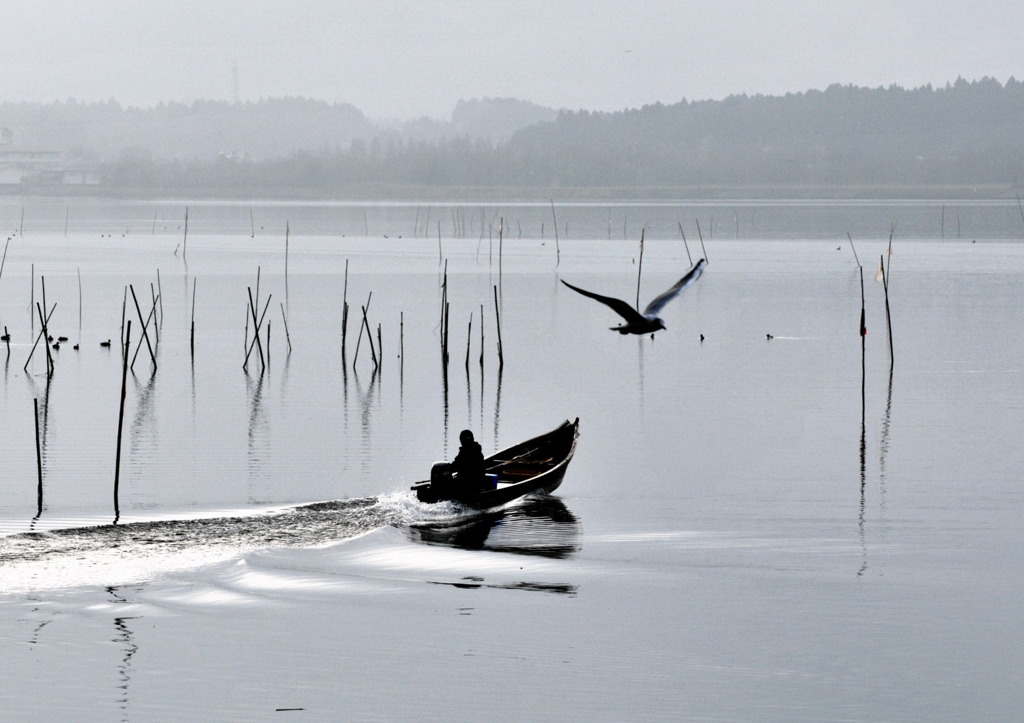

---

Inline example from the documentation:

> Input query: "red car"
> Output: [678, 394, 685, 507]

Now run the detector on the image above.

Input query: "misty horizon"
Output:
[2, 73, 1021, 125]
[2, 2, 1019, 121]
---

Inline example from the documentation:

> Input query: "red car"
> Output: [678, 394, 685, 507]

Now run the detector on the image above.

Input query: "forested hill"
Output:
[0, 97, 375, 161]
[506, 77, 1024, 189]
[3, 78, 1023, 195]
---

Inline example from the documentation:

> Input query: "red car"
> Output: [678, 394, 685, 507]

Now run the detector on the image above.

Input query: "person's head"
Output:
[459, 429, 474, 445]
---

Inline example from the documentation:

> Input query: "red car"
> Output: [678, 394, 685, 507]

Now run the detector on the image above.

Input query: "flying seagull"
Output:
[561, 258, 707, 335]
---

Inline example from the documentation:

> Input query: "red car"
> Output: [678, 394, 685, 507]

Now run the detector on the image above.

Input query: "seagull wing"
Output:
[561, 279, 647, 325]
[642, 258, 707, 316]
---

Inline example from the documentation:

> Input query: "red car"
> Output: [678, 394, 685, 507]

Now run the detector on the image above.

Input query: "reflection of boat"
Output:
[407, 496, 581, 559]
[412, 418, 579, 507]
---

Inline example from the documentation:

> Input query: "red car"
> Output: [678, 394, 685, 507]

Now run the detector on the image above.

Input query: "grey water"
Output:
[1, 198, 1023, 720]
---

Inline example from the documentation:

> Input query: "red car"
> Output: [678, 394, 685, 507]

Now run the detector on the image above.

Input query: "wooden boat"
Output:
[412, 418, 579, 507]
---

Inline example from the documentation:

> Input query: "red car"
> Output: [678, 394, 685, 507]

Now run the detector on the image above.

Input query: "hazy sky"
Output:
[2, 1, 1020, 120]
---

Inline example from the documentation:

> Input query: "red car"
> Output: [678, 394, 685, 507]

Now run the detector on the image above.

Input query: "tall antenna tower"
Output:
[232, 61, 239, 103]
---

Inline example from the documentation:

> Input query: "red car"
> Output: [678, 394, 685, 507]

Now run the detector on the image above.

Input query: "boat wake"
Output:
[0, 491, 581, 595]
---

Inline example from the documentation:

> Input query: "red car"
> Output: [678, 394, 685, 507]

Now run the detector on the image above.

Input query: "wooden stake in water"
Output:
[129, 285, 158, 370]
[0, 238, 8, 287]
[24, 303, 56, 372]
[881, 251, 894, 369]
[280, 302, 292, 353]
[635, 228, 646, 310]
[550, 199, 561, 267]
[182, 206, 189, 262]
[34, 398, 43, 500]
[695, 219, 708, 262]
[493, 285, 504, 368]
[678, 222, 692, 266]
[341, 259, 350, 362]
[190, 277, 197, 358]
[376, 323, 382, 372]
[157, 269, 164, 331]
[846, 232, 862, 268]
[114, 320, 132, 524]
[353, 291, 372, 368]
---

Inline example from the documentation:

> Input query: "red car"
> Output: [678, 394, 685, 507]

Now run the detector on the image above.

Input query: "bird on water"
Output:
[561, 258, 707, 335]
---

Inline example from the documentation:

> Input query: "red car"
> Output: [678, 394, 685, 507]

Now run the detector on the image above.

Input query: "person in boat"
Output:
[451, 429, 486, 493]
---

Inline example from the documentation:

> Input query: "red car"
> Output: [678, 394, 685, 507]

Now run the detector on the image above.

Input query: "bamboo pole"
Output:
[114, 320, 132, 523]
[465, 313, 473, 371]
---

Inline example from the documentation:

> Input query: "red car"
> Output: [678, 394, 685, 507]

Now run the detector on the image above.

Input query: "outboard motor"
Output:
[430, 461, 453, 487]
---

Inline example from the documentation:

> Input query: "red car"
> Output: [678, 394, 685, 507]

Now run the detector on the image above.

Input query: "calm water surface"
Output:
[1, 199, 1023, 720]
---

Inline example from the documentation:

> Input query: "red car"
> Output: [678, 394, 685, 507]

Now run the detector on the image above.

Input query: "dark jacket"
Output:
[452, 439, 485, 490]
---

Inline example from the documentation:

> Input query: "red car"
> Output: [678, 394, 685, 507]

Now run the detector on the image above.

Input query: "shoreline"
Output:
[2, 182, 1021, 203]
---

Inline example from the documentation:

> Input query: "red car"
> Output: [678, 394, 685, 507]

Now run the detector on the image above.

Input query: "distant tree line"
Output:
[6, 78, 1024, 194]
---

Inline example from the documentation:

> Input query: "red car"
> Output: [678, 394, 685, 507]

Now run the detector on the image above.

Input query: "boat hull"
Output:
[412, 418, 579, 508]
